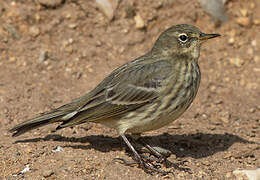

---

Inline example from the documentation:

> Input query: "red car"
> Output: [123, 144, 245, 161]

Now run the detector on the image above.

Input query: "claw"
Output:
[116, 134, 171, 175]
[113, 158, 137, 166]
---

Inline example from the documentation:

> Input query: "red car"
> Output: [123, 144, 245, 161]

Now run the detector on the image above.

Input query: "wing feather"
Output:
[57, 60, 172, 128]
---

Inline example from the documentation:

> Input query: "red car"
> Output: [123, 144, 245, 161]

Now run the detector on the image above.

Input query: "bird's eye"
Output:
[178, 34, 188, 43]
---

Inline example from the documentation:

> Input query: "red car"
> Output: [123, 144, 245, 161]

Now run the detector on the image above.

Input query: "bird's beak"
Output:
[199, 33, 221, 41]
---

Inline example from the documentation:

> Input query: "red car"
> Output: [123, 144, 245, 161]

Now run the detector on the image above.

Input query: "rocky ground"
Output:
[0, 0, 259, 179]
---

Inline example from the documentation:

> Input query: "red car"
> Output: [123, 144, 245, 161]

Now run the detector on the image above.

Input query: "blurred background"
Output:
[0, 0, 259, 179]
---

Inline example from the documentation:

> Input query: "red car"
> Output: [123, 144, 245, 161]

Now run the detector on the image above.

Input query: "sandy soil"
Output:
[0, 0, 259, 179]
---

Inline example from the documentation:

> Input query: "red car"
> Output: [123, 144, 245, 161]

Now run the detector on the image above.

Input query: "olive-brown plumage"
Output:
[10, 24, 220, 173]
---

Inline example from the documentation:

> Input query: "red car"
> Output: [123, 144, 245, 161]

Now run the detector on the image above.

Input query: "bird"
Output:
[10, 24, 220, 173]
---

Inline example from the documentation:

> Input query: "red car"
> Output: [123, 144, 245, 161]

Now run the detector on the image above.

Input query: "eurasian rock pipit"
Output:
[10, 24, 220, 173]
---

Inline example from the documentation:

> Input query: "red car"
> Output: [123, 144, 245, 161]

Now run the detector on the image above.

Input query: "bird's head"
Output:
[152, 24, 220, 60]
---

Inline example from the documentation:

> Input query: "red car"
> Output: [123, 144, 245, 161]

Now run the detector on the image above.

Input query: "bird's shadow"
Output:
[14, 132, 258, 159]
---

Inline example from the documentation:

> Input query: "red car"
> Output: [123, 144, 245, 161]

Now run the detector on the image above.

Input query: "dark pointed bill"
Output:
[199, 33, 221, 41]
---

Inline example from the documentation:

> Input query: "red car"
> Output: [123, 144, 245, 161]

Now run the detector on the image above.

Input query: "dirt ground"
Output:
[0, 0, 259, 179]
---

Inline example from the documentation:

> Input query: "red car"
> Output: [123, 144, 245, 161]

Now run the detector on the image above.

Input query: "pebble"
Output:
[20, 164, 30, 174]
[38, 0, 64, 8]
[65, 46, 73, 54]
[240, 9, 248, 17]
[9, 56, 16, 62]
[68, 23, 78, 29]
[209, 85, 217, 92]
[253, 68, 260, 72]
[96, 0, 118, 21]
[249, 108, 256, 113]
[247, 48, 254, 56]
[220, 111, 230, 123]
[134, 14, 145, 29]
[233, 168, 260, 180]
[229, 57, 244, 67]
[253, 19, 260, 25]
[253, 56, 259, 63]
[246, 82, 258, 90]
[250, 2, 256, 9]
[228, 37, 235, 45]
[52, 146, 63, 152]
[63, 38, 74, 47]
[38, 49, 48, 62]
[236, 17, 252, 27]
[42, 170, 54, 177]
[251, 40, 257, 47]
[29, 26, 40, 37]
[226, 172, 232, 178]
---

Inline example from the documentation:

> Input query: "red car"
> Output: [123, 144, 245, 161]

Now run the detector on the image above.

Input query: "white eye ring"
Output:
[178, 33, 188, 43]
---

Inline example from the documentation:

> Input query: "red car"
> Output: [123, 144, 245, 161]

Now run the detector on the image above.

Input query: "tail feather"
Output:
[9, 111, 68, 137]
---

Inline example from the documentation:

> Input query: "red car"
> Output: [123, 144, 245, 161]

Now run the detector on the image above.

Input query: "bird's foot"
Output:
[133, 139, 171, 163]
[118, 134, 172, 174]
[114, 154, 170, 175]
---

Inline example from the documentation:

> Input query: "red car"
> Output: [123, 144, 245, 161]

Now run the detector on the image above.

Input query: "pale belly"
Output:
[100, 100, 193, 135]
[124, 97, 194, 134]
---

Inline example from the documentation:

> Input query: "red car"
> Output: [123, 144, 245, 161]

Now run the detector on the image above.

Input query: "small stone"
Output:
[251, 40, 257, 47]
[209, 85, 217, 92]
[9, 56, 16, 62]
[38, 0, 64, 8]
[68, 23, 77, 29]
[250, 2, 256, 9]
[249, 108, 256, 113]
[65, 13, 71, 19]
[134, 14, 145, 29]
[202, 113, 208, 119]
[246, 82, 258, 90]
[253, 68, 260, 72]
[228, 37, 235, 45]
[233, 169, 260, 180]
[226, 172, 232, 178]
[35, 14, 41, 22]
[240, 79, 246, 86]
[63, 38, 74, 47]
[253, 19, 260, 25]
[29, 26, 40, 37]
[214, 100, 223, 105]
[42, 170, 54, 177]
[220, 111, 230, 123]
[96, 0, 118, 21]
[253, 56, 259, 63]
[236, 17, 252, 27]
[247, 48, 254, 55]
[229, 57, 244, 67]
[240, 9, 248, 17]
[38, 49, 48, 62]
[202, 161, 210, 166]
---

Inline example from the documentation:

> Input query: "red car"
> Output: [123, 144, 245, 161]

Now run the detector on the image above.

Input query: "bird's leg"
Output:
[118, 134, 168, 174]
[138, 138, 171, 162]
[130, 134, 171, 162]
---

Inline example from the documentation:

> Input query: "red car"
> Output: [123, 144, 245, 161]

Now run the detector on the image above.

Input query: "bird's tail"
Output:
[9, 111, 68, 137]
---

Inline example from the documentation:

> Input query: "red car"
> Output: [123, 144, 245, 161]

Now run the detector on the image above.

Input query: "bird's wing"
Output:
[105, 60, 172, 105]
[57, 59, 173, 128]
